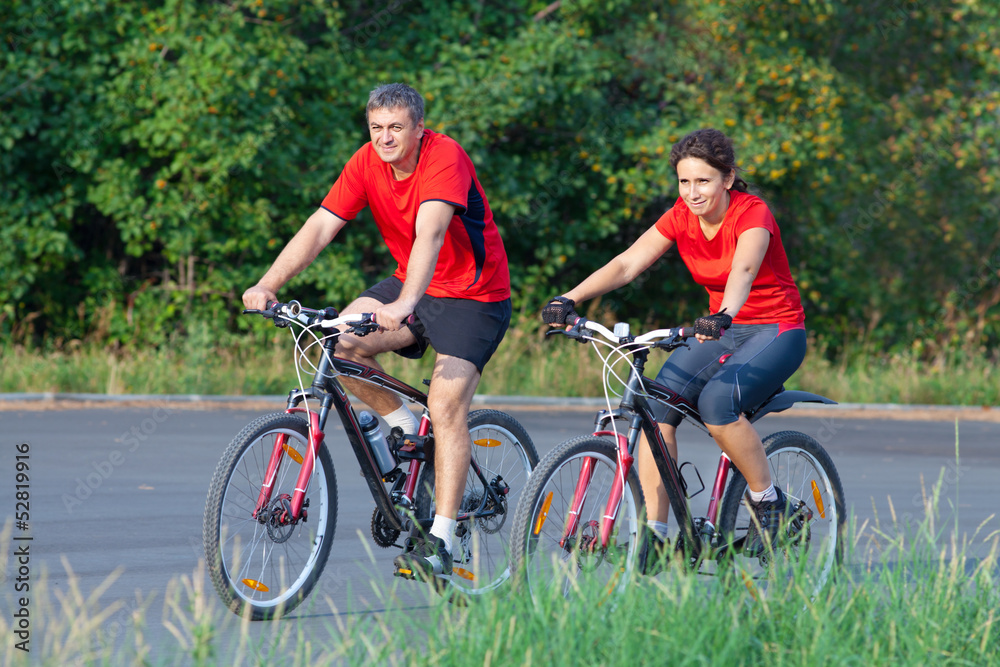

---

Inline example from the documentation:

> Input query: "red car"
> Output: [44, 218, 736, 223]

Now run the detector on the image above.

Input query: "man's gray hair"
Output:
[366, 83, 425, 127]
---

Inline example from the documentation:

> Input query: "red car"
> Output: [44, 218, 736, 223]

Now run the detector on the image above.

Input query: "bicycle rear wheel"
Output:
[718, 430, 845, 599]
[204, 413, 337, 620]
[414, 409, 538, 597]
[510, 436, 644, 605]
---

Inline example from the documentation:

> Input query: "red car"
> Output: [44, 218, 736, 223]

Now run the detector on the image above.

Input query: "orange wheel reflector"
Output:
[534, 492, 554, 536]
[453, 567, 475, 581]
[600, 570, 622, 606]
[474, 437, 502, 448]
[241, 579, 270, 592]
[282, 443, 304, 464]
[741, 572, 759, 601]
[811, 480, 826, 518]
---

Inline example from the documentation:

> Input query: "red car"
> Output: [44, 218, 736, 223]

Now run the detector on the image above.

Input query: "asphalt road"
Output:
[1, 402, 998, 662]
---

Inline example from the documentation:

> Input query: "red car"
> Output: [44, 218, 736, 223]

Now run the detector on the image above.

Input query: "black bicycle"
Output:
[510, 316, 845, 602]
[203, 301, 538, 619]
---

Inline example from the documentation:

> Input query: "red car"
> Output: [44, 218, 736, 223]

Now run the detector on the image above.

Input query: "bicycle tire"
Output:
[717, 430, 845, 599]
[414, 409, 538, 597]
[509, 436, 644, 605]
[204, 413, 338, 620]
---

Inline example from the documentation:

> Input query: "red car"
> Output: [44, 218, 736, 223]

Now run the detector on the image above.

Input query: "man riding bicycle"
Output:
[243, 83, 511, 581]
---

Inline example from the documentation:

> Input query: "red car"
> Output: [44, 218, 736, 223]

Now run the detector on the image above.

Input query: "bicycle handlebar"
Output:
[547, 315, 695, 349]
[243, 300, 380, 335]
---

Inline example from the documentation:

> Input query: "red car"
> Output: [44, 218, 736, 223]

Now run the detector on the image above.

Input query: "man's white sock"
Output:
[384, 404, 419, 435]
[429, 515, 456, 553]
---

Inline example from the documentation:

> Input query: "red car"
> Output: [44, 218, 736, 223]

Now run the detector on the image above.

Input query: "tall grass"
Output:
[2, 470, 998, 666]
[2, 323, 1000, 405]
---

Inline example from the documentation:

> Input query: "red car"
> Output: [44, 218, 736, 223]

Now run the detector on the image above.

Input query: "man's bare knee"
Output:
[427, 394, 469, 429]
[427, 357, 479, 425]
[335, 334, 369, 361]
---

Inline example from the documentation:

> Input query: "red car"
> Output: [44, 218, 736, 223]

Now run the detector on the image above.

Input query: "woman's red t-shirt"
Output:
[654, 190, 804, 325]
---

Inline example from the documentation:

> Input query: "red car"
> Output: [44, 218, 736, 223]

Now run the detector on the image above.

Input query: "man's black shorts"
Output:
[359, 276, 511, 374]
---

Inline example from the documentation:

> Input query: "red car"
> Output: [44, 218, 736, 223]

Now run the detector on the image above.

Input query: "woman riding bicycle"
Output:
[542, 128, 807, 567]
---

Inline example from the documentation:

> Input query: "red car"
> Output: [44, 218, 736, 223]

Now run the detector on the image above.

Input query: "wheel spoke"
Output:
[512, 437, 640, 605]
[205, 415, 337, 619]
[718, 432, 844, 600]
[415, 411, 538, 597]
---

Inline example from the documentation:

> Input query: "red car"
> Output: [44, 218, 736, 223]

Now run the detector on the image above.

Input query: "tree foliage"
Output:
[3, 0, 999, 360]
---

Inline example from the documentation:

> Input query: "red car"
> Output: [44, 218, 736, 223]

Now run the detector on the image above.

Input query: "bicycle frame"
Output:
[557, 328, 834, 561]
[563, 350, 712, 550]
[251, 326, 510, 535]
[248, 325, 432, 532]
[560, 342, 738, 561]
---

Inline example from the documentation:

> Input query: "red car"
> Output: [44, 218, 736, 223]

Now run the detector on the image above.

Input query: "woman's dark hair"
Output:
[668, 128, 749, 193]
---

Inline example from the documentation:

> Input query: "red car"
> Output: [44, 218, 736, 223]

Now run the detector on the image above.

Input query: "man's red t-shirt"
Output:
[654, 190, 804, 325]
[320, 130, 510, 302]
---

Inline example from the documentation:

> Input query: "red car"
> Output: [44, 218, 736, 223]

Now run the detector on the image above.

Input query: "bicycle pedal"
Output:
[393, 563, 452, 584]
[394, 564, 416, 580]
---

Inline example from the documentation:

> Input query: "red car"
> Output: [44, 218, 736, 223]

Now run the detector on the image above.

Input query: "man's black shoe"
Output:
[393, 535, 452, 580]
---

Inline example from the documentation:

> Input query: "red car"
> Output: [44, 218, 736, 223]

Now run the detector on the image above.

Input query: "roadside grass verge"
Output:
[2, 325, 1000, 406]
[3, 475, 998, 666]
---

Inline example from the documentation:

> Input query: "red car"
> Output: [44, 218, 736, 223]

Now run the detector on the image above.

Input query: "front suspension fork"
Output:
[253, 407, 325, 522]
[560, 430, 634, 551]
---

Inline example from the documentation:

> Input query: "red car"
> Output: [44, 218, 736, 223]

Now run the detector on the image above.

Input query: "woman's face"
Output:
[675, 157, 735, 225]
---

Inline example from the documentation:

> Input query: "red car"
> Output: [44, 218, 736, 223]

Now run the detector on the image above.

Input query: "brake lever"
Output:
[656, 336, 689, 352]
[345, 313, 380, 337]
[544, 323, 585, 342]
[242, 304, 281, 319]
[349, 323, 379, 337]
[566, 317, 591, 343]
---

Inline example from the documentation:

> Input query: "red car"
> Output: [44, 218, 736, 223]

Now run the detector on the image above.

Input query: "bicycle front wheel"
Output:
[509, 436, 644, 605]
[414, 409, 538, 597]
[718, 430, 845, 599]
[204, 413, 337, 620]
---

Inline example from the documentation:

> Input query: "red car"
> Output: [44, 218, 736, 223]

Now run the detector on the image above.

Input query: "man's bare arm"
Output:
[372, 200, 455, 331]
[243, 208, 349, 309]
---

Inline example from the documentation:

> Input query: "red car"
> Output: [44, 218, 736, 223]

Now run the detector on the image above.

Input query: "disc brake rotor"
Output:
[265, 494, 296, 543]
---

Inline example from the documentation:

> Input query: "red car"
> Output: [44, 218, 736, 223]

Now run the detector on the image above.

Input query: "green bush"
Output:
[3, 1, 1000, 363]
